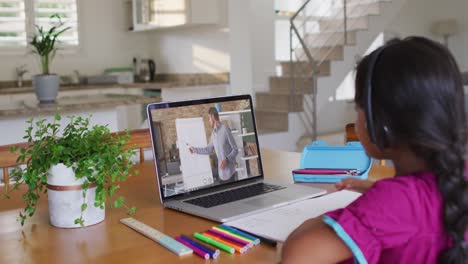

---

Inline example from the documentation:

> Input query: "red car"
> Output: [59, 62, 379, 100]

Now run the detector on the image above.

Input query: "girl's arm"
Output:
[281, 217, 353, 264]
[336, 178, 374, 193]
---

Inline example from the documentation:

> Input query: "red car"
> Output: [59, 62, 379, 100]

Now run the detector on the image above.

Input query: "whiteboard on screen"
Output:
[175, 117, 214, 190]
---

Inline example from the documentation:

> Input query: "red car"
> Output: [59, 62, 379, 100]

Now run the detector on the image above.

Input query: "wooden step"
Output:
[294, 46, 344, 62]
[319, 16, 368, 32]
[304, 31, 356, 47]
[269, 76, 314, 95]
[280, 60, 331, 76]
[254, 110, 289, 133]
[334, 0, 389, 8]
[331, 2, 380, 18]
[256, 93, 303, 112]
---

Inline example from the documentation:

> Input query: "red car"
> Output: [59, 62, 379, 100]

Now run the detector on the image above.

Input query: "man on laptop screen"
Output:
[189, 107, 239, 185]
[147, 95, 325, 222]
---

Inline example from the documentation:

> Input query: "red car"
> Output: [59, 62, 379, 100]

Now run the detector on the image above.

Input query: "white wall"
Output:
[148, 0, 230, 75]
[227, 0, 252, 96]
[0, 0, 151, 81]
[386, 0, 468, 71]
[148, 0, 275, 96]
[250, 1, 276, 93]
[228, 0, 276, 96]
[149, 26, 230, 74]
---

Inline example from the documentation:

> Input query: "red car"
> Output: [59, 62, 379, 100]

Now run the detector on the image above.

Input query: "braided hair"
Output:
[354, 36, 468, 263]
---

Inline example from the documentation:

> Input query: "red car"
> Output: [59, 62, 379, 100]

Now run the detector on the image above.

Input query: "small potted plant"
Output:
[6, 114, 137, 228]
[30, 14, 70, 104]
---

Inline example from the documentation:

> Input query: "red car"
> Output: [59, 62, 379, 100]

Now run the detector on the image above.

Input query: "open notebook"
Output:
[224, 190, 361, 243]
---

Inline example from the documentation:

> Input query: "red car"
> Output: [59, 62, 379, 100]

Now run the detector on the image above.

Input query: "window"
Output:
[34, 0, 79, 46]
[0, 0, 78, 48]
[0, 0, 27, 46]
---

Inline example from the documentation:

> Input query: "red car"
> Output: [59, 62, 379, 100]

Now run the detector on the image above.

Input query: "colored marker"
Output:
[204, 231, 248, 252]
[202, 232, 247, 254]
[220, 224, 261, 245]
[175, 237, 209, 259]
[180, 235, 220, 259]
[234, 228, 278, 247]
[194, 232, 235, 254]
[212, 226, 253, 244]
[207, 229, 251, 248]
[184, 237, 221, 259]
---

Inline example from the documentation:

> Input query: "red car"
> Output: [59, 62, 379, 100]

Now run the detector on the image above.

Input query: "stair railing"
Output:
[289, 0, 379, 140]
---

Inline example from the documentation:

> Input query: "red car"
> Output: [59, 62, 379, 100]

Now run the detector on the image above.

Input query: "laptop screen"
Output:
[147, 95, 263, 200]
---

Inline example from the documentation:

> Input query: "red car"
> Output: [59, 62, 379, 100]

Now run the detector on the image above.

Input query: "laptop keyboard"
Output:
[184, 183, 286, 208]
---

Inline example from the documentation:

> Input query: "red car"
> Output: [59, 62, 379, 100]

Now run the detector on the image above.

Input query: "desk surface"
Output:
[0, 149, 394, 264]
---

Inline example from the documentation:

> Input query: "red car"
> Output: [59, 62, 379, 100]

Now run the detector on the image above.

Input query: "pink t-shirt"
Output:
[324, 172, 464, 263]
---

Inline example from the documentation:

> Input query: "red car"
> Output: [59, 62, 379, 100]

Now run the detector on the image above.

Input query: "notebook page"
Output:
[224, 190, 361, 242]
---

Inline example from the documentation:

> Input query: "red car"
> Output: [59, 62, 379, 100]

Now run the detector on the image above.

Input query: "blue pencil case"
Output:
[292, 141, 372, 183]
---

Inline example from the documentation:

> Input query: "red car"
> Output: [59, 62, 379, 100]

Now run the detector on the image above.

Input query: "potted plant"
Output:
[6, 114, 137, 228]
[30, 14, 70, 104]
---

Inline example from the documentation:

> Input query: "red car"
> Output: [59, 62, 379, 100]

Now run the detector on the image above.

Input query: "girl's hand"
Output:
[335, 178, 374, 193]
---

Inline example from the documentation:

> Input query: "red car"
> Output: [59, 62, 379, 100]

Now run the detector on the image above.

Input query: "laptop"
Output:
[147, 94, 326, 222]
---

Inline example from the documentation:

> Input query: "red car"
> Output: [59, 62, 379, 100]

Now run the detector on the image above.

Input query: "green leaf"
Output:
[81, 203, 87, 212]
[9, 146, 18, 153]
[82, 181, 89, 190]
[29, 14, 69, 74]
[127, 207, 137, 215]
[108, 185, 119, 197]
[113, 197, 124, 208]
[74, 217, 85, 227]
[19, 213, 26, 226]
[54, 113, 61, 121]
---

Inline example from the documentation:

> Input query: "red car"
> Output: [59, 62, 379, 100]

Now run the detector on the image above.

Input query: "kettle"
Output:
[133, 57, 156, 82]
[148, 59, 156, 81]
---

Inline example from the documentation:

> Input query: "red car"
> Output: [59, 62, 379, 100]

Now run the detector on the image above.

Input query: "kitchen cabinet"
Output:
[58, 89, 101, 98]
[131, 0, 219, 31]
[0, 92, 159, 146]
[0, 95, 11, 105]
[10, 93, 35, 102]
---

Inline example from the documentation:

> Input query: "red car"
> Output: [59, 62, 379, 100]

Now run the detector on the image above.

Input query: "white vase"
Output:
[47, 163, 105, 228]
[33, 74, 59, 104]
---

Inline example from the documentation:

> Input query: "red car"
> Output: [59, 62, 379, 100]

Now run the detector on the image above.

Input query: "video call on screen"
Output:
[150, 99, 261, 197]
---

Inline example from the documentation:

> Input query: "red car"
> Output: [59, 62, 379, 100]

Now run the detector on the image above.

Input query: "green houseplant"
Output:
[6, 114, 137, 227]
[30, 14, 70, 104]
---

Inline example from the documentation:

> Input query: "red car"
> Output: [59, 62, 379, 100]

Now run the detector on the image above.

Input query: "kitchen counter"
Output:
[0, 72, 230, 95]
[0, 82, 174, 95]
[0, 93, 161, 120]
[0, 73, 228, 146]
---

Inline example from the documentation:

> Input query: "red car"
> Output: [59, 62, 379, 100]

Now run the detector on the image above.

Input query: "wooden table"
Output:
[0, 149, 394, 264]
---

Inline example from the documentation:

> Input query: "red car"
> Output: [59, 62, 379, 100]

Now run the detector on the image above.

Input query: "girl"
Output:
[281, 37, 468, 263]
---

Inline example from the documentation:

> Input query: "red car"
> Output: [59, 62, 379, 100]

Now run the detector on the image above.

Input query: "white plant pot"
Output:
[47, 163, 105, 228]
[33, 74, 59, 104]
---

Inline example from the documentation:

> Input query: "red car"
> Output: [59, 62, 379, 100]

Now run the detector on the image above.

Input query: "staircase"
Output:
[255, 0, 407, 147]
